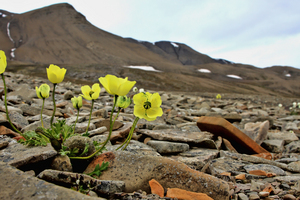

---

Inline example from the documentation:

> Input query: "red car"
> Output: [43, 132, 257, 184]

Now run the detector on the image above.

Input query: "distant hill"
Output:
[1, 3, 299, 97]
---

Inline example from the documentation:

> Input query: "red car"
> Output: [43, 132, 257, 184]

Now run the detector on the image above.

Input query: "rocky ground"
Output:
[0, 72, 300, 200]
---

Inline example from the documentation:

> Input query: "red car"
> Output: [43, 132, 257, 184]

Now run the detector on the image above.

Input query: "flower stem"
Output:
[1, 73, 23, 135]
[116, 117, 139, 150]
[50, 83, 57, 127]
[85, 100, 94, 134]
[73, 108, 80, 135]
[69, 95, 118, 160]
[41, 99, 45, 128]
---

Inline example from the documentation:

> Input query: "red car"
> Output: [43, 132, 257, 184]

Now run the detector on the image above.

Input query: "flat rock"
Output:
[84, 151, 230, 200]
[0, 139, 57, 167]
[209, 157, 246, 175]
[146, 140, 189, 154]
[243, 164, 286, 176]
[261, 140, 285, 153]
[137, 129, 213, 143]
[38, 169, 125, 197]
[267, 131, 299, 144]
[0, 161, 102, 200]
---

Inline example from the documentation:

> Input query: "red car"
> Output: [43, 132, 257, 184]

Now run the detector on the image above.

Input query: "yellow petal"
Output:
[0, 50, 7, 74]
[91, 83, 100, 99]
[149, 93, 162, 108]
[81, 85, 92, 100]
[133, 105, 146, 119]
[35, 86, 42, 99]
[147, 107, 163, 118]
[118, 79, 136, 96]
[99, 76, 113, 94]
[133, 92, 148, 106]
[47, 64, 66, 84]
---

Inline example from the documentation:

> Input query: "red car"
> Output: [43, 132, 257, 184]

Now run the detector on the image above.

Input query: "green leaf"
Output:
[86, 162, 109, 177]
[78, 143, 89, 157]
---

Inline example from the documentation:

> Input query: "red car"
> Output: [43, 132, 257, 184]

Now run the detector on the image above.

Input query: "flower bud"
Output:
[116, 95, 131, 109]
[71, 96, 83, 110]
[35, 84, 50, 99]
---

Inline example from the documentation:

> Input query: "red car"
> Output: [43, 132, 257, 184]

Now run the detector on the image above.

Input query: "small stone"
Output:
[282, 194, 296, 200]
[147, 140, 189, 154]
[249, 193, 260, 200]
[149, 179, 164, 197]
[261, 140, 285, 153]
[63, 90, 74, 100]
[51, 155, 72, 172]
[63, 136, 95, 157]
[237, 193, 249, 200]
[258, 191, 269, 197]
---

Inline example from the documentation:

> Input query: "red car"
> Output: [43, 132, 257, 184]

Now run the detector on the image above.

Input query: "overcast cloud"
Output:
[1, 0, 300, 68]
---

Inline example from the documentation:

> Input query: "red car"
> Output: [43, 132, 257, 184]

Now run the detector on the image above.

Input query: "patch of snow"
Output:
[124, 66, 162, 72]
[7, 22, 14, 43]
[285, 74, 291, 77]
[2, 14, 7, 17]
[10, 48, 16, 58]
[198, 69, 211, 73]
[171, 42, 179, 48]
[227, 74, 242, 79]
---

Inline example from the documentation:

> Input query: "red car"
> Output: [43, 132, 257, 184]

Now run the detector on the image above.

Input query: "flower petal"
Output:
[133, 105, 146, 119]
[147, 107, 163, 118]
[0, 50, 7, 74]
[81, 85, 92, 100]
[149, 93, 162, 108]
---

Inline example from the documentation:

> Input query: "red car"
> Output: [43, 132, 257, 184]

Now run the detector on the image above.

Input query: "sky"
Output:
[1, 0, 300, 69]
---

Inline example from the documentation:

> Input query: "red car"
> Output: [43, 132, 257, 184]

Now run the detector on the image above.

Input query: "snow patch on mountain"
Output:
[227, 74, 242, 79]
[124, 66, 162, 72]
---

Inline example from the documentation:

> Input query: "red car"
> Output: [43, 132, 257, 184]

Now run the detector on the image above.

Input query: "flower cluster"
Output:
[0, 50, 164, 159]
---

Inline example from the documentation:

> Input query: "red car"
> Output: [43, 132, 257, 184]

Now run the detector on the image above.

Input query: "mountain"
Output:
[1, 3, 299, 97]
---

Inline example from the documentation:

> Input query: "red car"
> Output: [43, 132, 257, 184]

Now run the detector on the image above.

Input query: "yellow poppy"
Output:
[99, 74, 136, 96]
[133, 92, 163, 121]
[81, 83, 100, 100]
[35, 84, 50, 99]
[46, 64, 67, 84]
[0, 50, 7, 74]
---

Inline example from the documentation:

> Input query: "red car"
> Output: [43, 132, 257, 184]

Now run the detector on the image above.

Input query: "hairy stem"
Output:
[50, 83, 57, 127]
[85, 100, 94, 134]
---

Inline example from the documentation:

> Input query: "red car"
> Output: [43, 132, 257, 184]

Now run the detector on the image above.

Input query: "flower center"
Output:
[143, 101, 151, 109]
[89, 91, 94, 97]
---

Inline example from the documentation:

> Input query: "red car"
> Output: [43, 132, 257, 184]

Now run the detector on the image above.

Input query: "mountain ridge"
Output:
[1, 3, 299, 97]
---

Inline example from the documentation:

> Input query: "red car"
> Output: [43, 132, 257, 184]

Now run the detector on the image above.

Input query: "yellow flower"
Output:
[216, 94, 222, 99]
[81, 83, 100, 100]
[35, 84, 50, 99]
[116, 95, 131, 109]
[133, 92, 163, 121]
[99, 74, 136, 96]
[71, 96, 83, 109]
[0, 50, 7, 74]
[46, 64, 67, 84]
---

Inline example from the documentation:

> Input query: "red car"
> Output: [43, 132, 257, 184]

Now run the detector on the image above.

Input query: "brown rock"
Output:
[0, 125, 20, 137]
[166, 188, 214, 200]
[94, 119, 123, 130]
[197, 116, 269, 154]
[84, 151, 230, 200]
[235, 173, 246, 180]
[249, 170, 267, 176]
[149, 179, 164, 197]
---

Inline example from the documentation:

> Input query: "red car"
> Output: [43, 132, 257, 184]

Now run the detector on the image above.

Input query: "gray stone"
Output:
[261, 139, 284, 153]
[249, 193, 260, 200]
[8, 84, 36, 102]
[250, 180, 265, 192]
[21, 116, 54, 132]
[244, 164, 286, 176]
[19, 104, 62, 117]
[63, 90, 74, 100]
[238, 193, 249, 200]
[243, 120, 269, 145]
[267, 131, 298, 144]
[88, 126, 107, 137]
[51, 155, 73, 172]
[147, 140, 189, 154]
[75, 122, 96, 134]
[137, 129, 213, 143]
[63, 136, 95, 157]
[8, 111, 29, 129]
[0, 142, 57, 168]
[287, 161, 300, 173]
[92, 108, 108, 118]
[91, 135, 112, 146]
[209, 157, 246, 176]
[0, 105, 23, 114]
[284, 140, 300, 153]
[111, 140, 160, 157]
[282, 122, 298, 131]
[38, 169, 125, 197]
[0, 161, 102, 200]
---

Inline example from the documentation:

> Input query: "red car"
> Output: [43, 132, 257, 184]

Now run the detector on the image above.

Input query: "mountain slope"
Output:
[0, 3, 299, 97]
